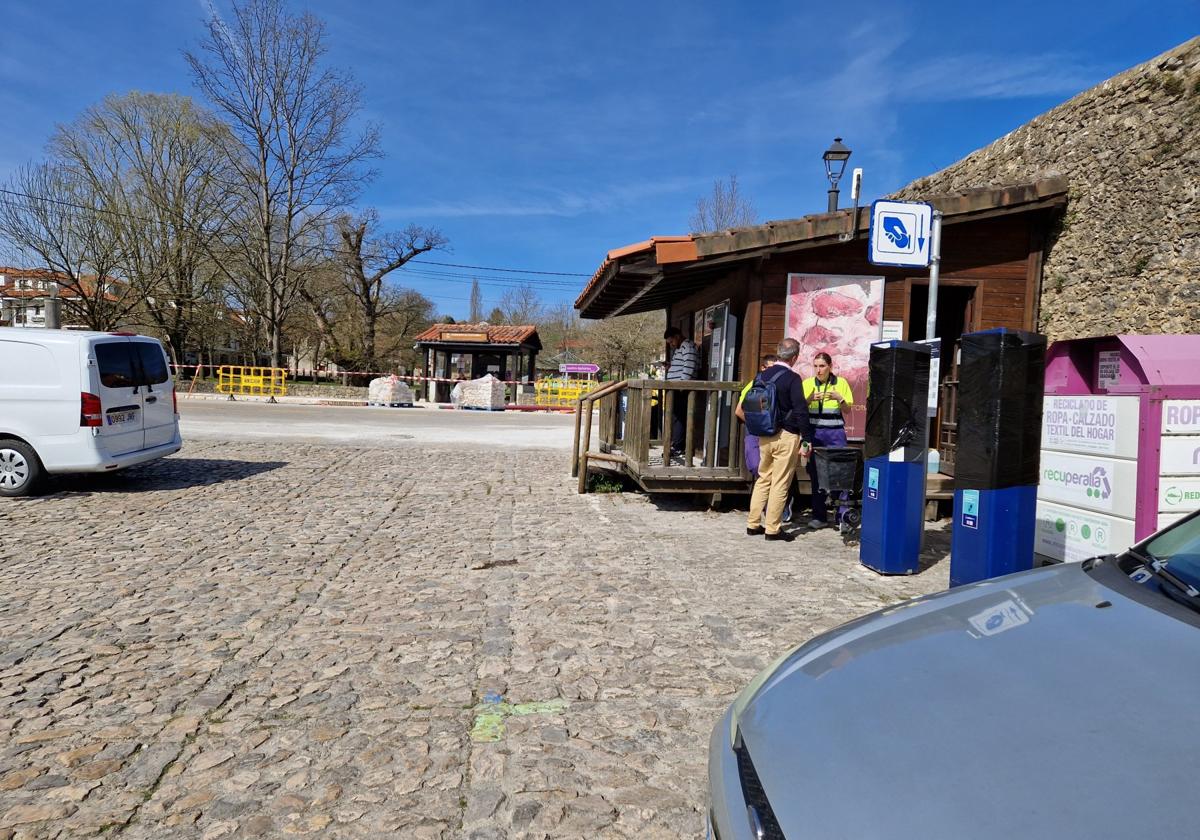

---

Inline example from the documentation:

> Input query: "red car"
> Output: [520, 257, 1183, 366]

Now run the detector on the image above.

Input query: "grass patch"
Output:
[588, 473, 625, 493]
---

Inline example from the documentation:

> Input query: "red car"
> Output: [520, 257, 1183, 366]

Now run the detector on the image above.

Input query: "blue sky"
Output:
[0, 1, 1195, 319]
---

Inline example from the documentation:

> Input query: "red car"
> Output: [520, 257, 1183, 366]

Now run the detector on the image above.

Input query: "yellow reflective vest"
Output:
[803, 375, 854, 429]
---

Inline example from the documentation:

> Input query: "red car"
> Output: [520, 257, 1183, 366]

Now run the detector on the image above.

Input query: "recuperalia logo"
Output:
[1044, 465, 1111, 499]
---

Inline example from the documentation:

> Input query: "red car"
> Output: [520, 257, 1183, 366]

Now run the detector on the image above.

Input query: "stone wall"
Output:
[894, 38, 1200, 340]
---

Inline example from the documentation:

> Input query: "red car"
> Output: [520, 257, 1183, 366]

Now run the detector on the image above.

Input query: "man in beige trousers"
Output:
[745, 338, 813, 542]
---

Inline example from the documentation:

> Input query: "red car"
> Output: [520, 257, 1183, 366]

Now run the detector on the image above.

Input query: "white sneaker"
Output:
[807, 518, 828, 529]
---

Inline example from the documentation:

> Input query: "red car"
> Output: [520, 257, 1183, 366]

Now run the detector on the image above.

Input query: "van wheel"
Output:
[0, 440, 41, 497]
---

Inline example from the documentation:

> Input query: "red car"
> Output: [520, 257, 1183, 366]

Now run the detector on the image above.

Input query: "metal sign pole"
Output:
[924, 211, 943, 341]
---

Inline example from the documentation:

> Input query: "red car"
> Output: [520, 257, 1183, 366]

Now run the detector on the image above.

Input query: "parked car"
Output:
[708, 510, 1200, 839]
[0, 328, 182, 496]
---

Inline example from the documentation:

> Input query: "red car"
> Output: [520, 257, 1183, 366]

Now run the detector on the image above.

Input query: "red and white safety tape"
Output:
[168, 364, 532, 387]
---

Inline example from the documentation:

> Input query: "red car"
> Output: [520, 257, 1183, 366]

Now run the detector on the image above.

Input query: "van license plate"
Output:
[106, 410, 137, 425]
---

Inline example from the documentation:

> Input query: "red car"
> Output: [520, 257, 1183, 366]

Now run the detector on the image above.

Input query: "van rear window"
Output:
[134, 342, 169, 385]
[95, 343, 136, 388]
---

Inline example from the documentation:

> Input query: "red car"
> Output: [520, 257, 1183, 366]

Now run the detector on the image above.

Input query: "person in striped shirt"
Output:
[664, 327, 700, 455]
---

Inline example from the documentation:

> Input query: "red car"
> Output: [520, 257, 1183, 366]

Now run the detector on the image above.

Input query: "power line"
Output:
[408, 258, 589, 277]
[395, 267, 579, 290]
[0, 188, 593, 281]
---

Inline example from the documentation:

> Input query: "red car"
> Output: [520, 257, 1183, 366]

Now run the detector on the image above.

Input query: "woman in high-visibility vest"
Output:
[803, 352, 854, 529]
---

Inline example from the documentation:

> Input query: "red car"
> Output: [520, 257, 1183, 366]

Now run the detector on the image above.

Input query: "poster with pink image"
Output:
[785, 274, 884, 440]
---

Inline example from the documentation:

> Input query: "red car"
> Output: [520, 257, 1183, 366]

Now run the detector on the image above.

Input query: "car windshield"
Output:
[1142, 513, 1200, 591]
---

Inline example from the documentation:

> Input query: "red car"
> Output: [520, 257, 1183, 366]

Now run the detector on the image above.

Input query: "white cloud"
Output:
[379, 175, 707, 220]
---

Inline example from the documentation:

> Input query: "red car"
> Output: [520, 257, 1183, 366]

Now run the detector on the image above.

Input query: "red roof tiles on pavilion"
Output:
[413, 323, 540, 345]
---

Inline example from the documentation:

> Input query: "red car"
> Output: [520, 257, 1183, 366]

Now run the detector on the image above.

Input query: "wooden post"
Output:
[571, 396, 584, 476]
[578, 395, 595, 494]
[637, 385, 652, 467]
[662, 389, 675, 455]
[727, 394, 741, 473]
[423, 348, 431, 402]
[705, 391, 719, 467]
[684, 391, 697, 467]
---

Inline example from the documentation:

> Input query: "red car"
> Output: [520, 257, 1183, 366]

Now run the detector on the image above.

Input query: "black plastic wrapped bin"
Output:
[814, 447, 863, 494]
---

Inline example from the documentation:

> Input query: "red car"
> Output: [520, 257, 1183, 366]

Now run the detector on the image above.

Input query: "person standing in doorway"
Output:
[746, 339, 812, 541]
[664, 326, 700, 456]
[803, 352, 855, 529]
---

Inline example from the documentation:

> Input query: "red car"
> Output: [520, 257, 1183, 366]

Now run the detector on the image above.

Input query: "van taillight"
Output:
[81, 392, 103, 427]
[172, 385, 178, 415]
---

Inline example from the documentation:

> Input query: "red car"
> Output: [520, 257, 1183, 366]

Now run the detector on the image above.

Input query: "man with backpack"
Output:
[737, 354, 779, 479]
[741, 338, 812, 542]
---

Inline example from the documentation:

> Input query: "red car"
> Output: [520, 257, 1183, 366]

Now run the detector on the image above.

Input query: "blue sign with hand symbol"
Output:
[869, 200, 934, 268]
[882, 215, 911, 249]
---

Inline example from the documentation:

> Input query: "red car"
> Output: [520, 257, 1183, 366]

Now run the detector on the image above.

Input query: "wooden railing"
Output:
[572, 379, 748, 494]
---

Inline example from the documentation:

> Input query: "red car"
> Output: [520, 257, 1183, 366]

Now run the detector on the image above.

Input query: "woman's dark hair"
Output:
[663, 326, 683, 340]
[814, 352, 833, 365]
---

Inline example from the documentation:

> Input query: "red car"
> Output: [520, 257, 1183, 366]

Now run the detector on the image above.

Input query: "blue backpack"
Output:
[743, 367, 788, 437]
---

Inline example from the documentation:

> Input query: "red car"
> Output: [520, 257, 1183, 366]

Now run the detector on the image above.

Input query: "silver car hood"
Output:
[736, 563, 1200, 840]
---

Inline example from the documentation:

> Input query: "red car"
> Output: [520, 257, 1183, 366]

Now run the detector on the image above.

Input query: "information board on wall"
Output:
[1096, 350, 1121, 389]
[880, 321, 904, 342]
[918, 338, 940, 418]
[1041, 395, 1141, 458]
[1038, 388, 1141, 562]
[1160, 437, 1200, 477]
[785, 273, 884, 440]
[1038, 450, 1138, 518]
[1035, 500, 1136, 564]
[1157, 400, 1200, 524]
[1159, 477, 1200, 515]
[1162, 401, 1200, 434]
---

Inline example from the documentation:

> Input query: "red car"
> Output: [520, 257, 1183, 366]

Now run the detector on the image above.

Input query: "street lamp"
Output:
[823, 137, 852, 213]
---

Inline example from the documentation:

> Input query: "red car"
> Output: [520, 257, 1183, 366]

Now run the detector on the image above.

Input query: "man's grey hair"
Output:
[776, 337, 800, 362]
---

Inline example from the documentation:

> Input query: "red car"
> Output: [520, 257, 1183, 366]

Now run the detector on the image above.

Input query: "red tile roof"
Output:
[574, 236, 696, 308]
[0, 267, 124, 303]
[413, 323, 540, 345]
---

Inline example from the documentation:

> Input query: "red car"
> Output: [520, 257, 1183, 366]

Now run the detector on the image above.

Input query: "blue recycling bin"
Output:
[949, 329, 1047, 587]
[858, 340, 932, 575]
[861, 458, 927, 575]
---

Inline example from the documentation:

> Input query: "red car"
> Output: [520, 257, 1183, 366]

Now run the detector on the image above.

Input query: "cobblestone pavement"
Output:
[0, 438, 950, 839]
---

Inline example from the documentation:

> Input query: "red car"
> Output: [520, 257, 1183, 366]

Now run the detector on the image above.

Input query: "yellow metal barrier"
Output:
[217, 365, 288, 398]
[535, 378, 600, 407]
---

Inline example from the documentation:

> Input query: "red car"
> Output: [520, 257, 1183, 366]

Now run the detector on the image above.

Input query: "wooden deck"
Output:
[573, 379, 959, 508]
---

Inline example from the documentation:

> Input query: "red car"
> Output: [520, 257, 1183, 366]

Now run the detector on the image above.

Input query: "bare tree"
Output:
[469, 279, 483, 323]
[186, 0, 380, 366]
[689, 174, 757, 234]
[51, 92, 235, 364]
[0, 162, 133, 329]
[537, 302, 580, 354]
[298, 209, 446, 369]
[373, 287, 436, 371]
[583, 311, 664, 378]
[497, 282, 543, 325]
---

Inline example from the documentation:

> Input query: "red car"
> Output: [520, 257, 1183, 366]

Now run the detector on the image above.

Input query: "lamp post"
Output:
[822, 137, 852, 213]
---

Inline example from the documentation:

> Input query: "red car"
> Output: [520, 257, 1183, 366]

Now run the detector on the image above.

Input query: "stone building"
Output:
[894, 37, 1200, 339]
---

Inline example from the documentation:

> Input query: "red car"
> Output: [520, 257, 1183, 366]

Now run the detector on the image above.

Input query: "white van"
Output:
[0, 327, 182, 496]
